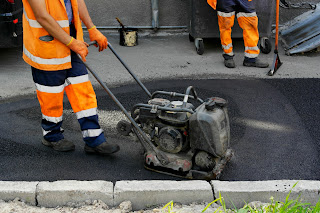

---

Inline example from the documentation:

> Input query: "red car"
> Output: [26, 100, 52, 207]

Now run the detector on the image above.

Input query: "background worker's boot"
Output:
[84, 141, 120, 155]
[223, 54, 235, 68]
[243, 57, 269, 68]
[42, 139, 75, 152]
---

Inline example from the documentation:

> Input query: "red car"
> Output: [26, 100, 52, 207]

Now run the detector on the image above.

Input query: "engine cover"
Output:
[157, 127, 183, 153]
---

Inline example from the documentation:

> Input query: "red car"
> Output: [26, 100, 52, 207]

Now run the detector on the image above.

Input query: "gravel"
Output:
[0, 198, 224, 213]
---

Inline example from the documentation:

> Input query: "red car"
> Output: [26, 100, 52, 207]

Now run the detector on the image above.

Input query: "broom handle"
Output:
[275, 0, 280, 50]
[116, 17, 126, 31]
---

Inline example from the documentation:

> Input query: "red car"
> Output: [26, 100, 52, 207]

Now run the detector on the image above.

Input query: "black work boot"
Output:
[243, 57, 269, 68]
[84, 142, 120, 155]
[223, 54, 235, 68]
[42, 139, 75, 152]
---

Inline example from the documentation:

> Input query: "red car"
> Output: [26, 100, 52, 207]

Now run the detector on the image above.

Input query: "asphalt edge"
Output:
[0, 180, 319, 210]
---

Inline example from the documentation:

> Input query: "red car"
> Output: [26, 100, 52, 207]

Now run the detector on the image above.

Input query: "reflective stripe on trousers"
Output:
[216, 0, 260, 58]
[32, 52, 105, 147]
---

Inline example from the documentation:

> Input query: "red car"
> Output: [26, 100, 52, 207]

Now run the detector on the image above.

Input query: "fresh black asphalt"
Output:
[0, 79, 319, 181]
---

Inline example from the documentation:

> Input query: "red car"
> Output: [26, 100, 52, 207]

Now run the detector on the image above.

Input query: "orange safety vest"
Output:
[22, 0, 84, 71]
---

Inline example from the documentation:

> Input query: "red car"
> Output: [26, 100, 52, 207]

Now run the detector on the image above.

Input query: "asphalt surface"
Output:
[0, 78, 319, 182]
[0, 31, 320, 182]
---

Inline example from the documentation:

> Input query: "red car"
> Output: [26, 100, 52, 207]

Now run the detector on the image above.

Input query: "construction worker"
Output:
[22, 0, 120, 154]
[207, 0, 269, 68]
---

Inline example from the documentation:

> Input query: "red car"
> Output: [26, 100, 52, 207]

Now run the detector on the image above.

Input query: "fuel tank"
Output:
[189, 97, 230, 157]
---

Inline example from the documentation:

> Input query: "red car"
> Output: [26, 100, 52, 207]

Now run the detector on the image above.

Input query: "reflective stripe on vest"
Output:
[24, 45, 71, 66]
[22, 0, 83, 71]
[23, 8, 69, 28]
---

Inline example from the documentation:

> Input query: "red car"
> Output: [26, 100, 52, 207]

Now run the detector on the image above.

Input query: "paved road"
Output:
[0, 32, 319, 182]
[1, 33, 320, 100]
[0, 78, 319, 182]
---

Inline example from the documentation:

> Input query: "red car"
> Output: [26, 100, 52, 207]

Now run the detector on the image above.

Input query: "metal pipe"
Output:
[132, 103, 195, 115]
[83, 26, 187, 30]
[151, 91, 204, 103]
[151, 0, 159, 30]
[182, 86, 198, 108]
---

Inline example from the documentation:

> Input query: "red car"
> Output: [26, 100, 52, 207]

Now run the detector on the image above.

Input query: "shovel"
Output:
[268, 0, 283, 76]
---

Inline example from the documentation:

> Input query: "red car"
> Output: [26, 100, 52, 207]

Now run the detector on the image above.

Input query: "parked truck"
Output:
[0, 0, 22, 48]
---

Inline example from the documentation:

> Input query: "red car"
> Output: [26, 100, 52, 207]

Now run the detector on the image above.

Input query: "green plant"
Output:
[162, 200, 174, 213]
[162, 182, 320, 213]
[202, 192, 223, 213]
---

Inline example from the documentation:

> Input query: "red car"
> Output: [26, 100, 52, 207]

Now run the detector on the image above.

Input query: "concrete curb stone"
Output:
[114, 180, 214, 210]
[37, 180, 113, 208]
[0, 181, 38, 206]
[211, 180, 320, 209]
[0, 180, 319, 210]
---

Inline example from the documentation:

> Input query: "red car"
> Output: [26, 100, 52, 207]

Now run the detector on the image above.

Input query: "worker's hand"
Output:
[88, 26, 108, 52]
[67, 37, 89, 62]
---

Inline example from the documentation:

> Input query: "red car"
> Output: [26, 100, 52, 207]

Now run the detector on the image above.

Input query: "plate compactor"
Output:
[83, 42, 233, 180]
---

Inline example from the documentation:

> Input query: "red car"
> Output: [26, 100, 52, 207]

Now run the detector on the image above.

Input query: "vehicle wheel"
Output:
[196, 39, 204, 55]
[260, 37, 272, 54]
[189, 34, 194, 42]
[116, 120, 132, 136]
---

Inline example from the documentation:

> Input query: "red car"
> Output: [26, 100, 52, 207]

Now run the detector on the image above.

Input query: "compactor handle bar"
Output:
[107, 43, 152, 98]
[132, 103, 195, 116]
[183, 86, 200, 108]
[151, 86, 204, 105]
[79, 41, 170, 165]
[88, 42, 203, 107]
[151, 91, 204, 104]
[88, 41, 152, 98]
[87, 41, 98, 46]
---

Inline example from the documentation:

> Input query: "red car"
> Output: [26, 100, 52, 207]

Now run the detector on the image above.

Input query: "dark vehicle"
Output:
[0, 0, 23, 48]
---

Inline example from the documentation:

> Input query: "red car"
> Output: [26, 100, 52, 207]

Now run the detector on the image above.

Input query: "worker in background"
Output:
[207, 0, 269, 68]
[22, 0, 120, 154]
